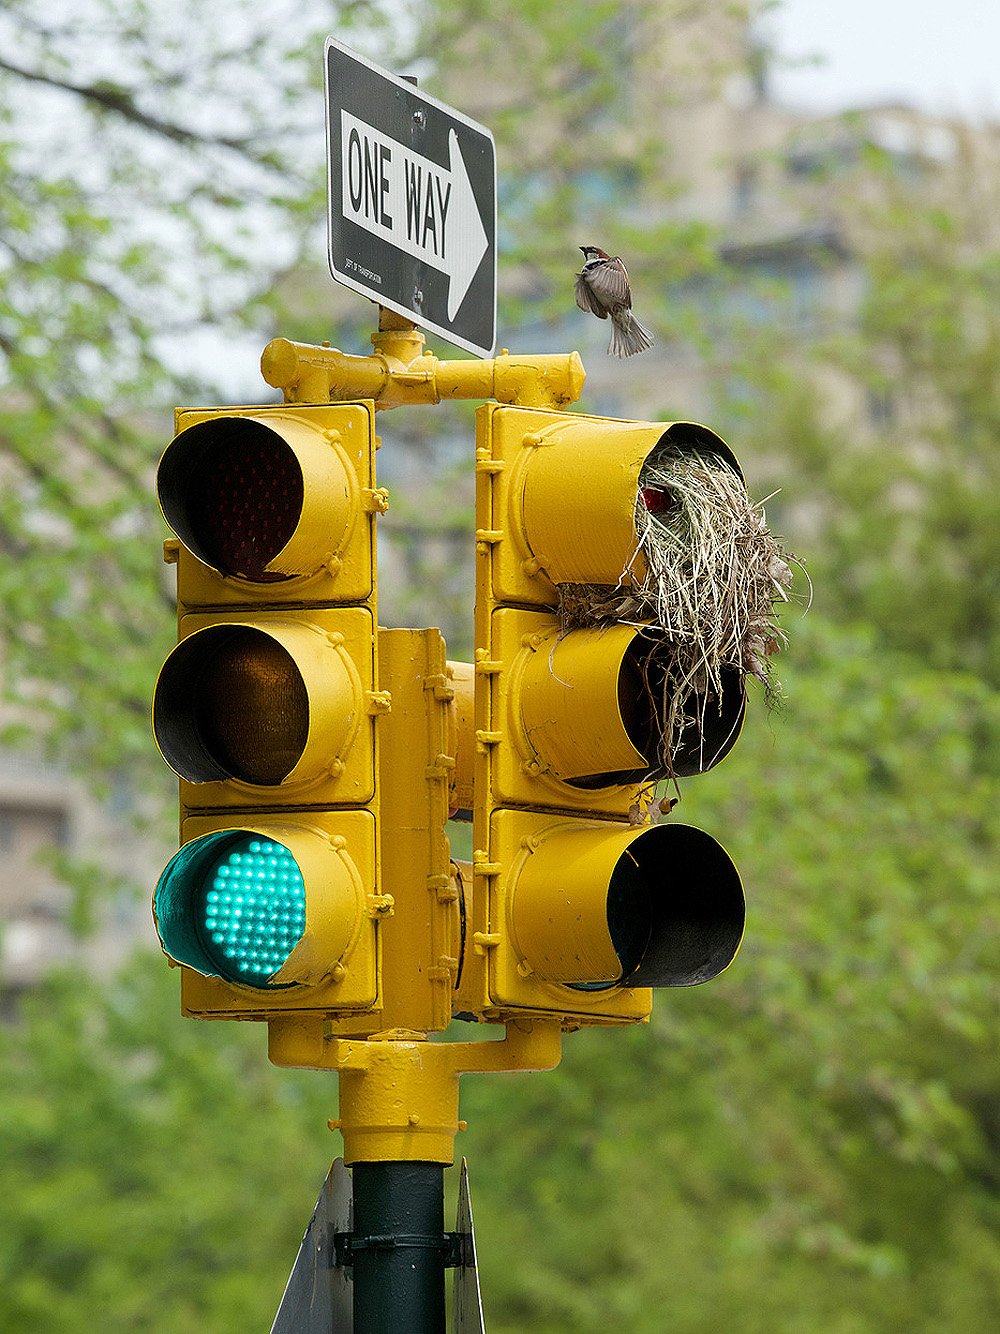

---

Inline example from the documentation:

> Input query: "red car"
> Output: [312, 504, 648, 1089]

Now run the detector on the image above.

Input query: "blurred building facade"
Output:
[489, 14, 991, 432]
[0, 746, 155, 997]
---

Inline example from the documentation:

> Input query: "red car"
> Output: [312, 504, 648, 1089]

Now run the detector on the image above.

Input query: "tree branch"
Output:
[0, 53, 277, 167]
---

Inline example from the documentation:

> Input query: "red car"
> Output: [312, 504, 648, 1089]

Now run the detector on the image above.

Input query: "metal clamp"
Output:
[333, 1230, 465, 1268]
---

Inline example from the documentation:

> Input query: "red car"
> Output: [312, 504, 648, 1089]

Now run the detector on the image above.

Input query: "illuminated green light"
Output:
[197, 837, 305, 985]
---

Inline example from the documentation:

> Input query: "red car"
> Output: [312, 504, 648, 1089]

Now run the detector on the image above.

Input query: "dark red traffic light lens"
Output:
[158, 418, 303, 580]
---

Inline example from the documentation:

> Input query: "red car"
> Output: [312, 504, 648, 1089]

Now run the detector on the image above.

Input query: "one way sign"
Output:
[325, 39, 497, 357]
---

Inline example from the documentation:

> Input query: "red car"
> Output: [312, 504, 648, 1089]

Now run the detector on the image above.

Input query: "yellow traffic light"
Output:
[152, 402, 387, 1028]
[491, 815, 743, 997]
[454, 403, 747, 1024]
[487, 608, 746, 807]
[145, 318, 808, 1214]
[158, 403, 385, 605]
[481, 406, 742, 608]
[154, 813, 375, 1003]
[153, 609, 376, 806]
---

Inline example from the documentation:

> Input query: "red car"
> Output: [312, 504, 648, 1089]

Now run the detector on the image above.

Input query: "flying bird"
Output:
[575, 245, 654, 358]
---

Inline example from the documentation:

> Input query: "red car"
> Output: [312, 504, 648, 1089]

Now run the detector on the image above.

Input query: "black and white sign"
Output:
[325, 39, 497, 357]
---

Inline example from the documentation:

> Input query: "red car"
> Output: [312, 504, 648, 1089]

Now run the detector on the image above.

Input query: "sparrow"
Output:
[575, 245, 654, 358]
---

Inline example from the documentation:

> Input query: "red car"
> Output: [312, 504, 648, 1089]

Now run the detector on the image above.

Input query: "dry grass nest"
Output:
[557, 446, 804, 782]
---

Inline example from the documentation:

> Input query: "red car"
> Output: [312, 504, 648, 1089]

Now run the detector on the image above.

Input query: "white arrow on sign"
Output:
[340, 109, 489, 320]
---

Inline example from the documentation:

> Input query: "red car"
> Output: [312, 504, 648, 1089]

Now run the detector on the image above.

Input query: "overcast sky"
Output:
[767, 0, 998, 121]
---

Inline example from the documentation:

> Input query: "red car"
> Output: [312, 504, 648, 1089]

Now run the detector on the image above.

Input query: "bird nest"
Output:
[557, 446, 799, 783]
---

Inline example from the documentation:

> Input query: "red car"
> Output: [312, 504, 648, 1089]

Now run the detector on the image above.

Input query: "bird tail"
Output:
[609, 310, 654, 358]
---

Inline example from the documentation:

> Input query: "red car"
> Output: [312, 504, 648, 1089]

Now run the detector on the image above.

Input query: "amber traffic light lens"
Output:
[154, 626, 309, 787]
[196, 630, 308, 786]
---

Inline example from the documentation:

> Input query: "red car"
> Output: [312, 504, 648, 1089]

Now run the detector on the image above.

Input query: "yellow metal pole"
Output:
[330, 1021, 563, 1165]
[260, 335, 586, 412]
[266, 1016, 562, 1164]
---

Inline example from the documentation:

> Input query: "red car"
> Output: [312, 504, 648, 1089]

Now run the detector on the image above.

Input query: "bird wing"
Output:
[585, 256, 632, 309]
[575, 272, 607, 317]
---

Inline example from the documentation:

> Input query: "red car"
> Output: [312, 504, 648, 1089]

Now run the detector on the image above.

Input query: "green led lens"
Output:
[199, 837, 305, 985]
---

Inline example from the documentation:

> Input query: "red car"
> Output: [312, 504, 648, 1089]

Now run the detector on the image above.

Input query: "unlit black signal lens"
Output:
[607, 825, 744, 987]
[158, 419, 303, 580]
[154, 626, 309, 787]
[195, 631, 308, 786]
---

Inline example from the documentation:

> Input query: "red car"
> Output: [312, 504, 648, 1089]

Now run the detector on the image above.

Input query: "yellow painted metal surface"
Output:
[446, 659, 475, 814]
[506, 817, 638, 986]
[267, 1020, 562, 1164]
[489, 608, 648, 808]
[173, 810, 381, 1017]
[260, 334, 586, 413]
[374, 628, 461, 1035]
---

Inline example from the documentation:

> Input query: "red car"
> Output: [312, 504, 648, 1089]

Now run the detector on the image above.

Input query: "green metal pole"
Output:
[351, 1161, 447, 1333]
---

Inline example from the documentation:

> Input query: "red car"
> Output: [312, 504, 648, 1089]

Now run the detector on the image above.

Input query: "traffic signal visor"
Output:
[153, 608, 377, 806]
[153, 810, 378, 1005]
[158, 404, 381, 604]
[490, 610, 746, 810]
[493, 813, 743, 994]
[481, 406, 741, 608]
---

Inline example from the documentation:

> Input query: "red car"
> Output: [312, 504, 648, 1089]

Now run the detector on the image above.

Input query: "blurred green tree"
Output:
[0, 962, 336, 1331]
[716, 121, 1000, 684]
[0, 0, 397, 790]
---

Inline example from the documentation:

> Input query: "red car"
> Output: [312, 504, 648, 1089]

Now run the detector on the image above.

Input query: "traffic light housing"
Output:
[155, 406, 379, 600]
[453, 403, 747, 1025]
[150, 371, 763, 1057]
[146, 328, 794, 1189]
[151, 403, 389, 1028]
